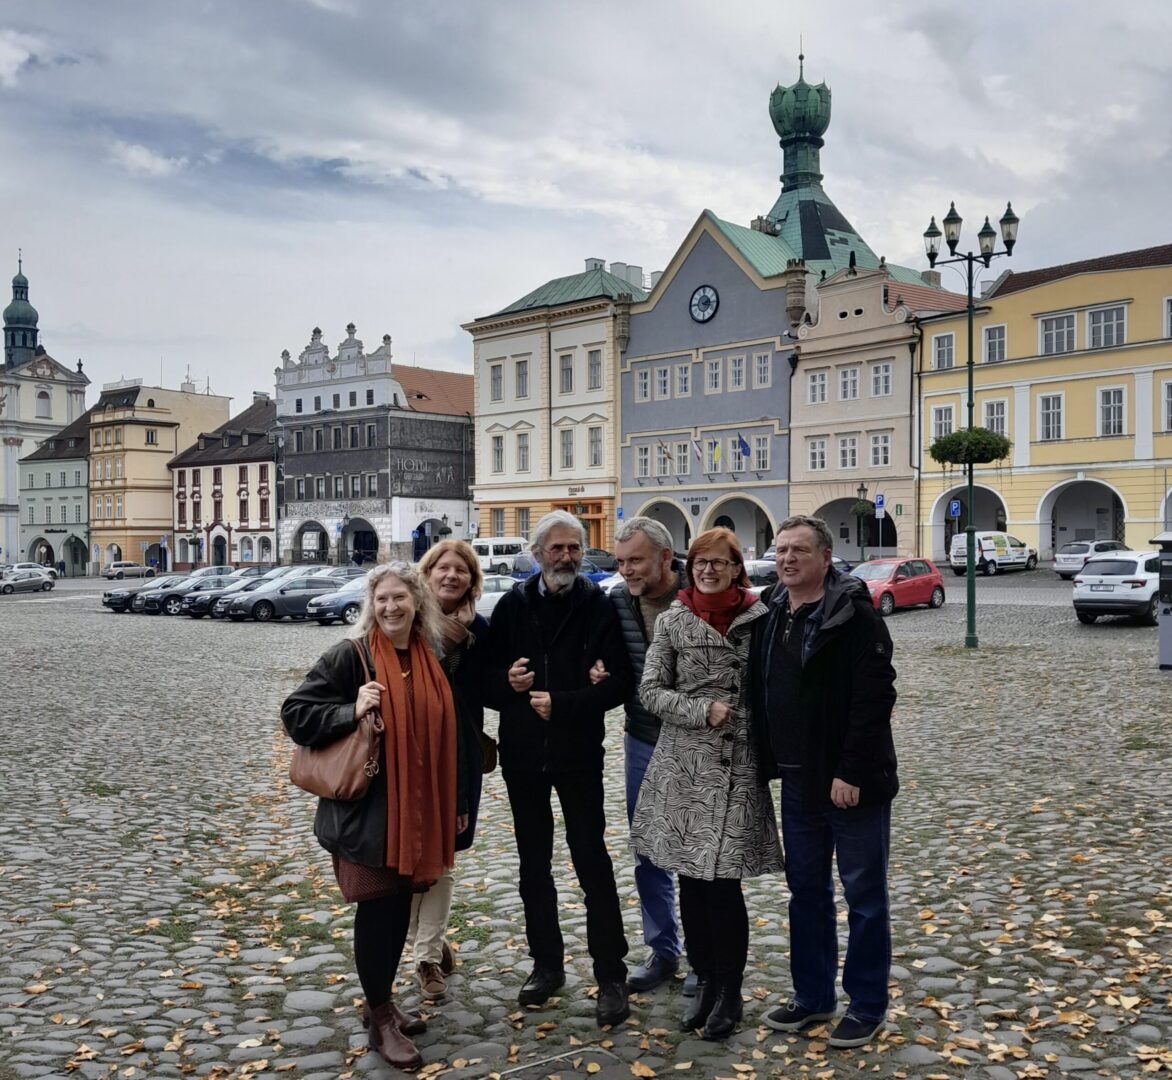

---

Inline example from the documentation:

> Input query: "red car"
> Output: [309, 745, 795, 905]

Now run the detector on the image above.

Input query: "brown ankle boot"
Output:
[362, 998, 427, 1036]
[368, 999, 422, 1070]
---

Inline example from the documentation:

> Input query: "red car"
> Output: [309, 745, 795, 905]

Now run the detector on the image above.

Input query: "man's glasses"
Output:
[544, 544, 582, 557]
[693, 557, 734, 571]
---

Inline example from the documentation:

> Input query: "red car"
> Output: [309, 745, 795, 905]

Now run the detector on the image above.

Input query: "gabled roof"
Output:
[169, 398, 276, 467]
[392, 364, 472, 417]
[491, 266, 647, 317]
[882, 280, 968, 315]
[20, 407, 95, 462]
[989, 243, 1172, 297]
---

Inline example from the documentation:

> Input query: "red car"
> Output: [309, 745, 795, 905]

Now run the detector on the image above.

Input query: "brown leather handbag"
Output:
[289, 640, 385, 801]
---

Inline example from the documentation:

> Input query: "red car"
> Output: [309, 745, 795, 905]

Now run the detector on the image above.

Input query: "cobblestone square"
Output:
[1, 574, 1169, 1079]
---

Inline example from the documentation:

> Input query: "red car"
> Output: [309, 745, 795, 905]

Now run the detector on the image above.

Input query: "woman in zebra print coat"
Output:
[631, 528, 783, 1040]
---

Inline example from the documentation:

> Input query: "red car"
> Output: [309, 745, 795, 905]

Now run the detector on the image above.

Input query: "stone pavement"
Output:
[1, 573, 1169, 1079]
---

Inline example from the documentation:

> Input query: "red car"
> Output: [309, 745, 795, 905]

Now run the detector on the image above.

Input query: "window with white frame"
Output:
[1166, 298, 1172, 338]
[754, 352, 772, 388]
[636, 369, 650, 401]
[559, 354, 573, 394]
[754, 434, 770, 471]
[870, 432, 891, 466]
[589, 426, 603, 467]
[560, 429, 574, 468]
[115, 495, 122, 518]
[333, 476, 344, 498]
[705, 438, 722, 473]
[983, 399, 1007, 437]
[491, 435, 504, 472]
[27, 504, 34, 524]
[1039, 394, 1063, 440]
[94, 497, 101, 519]
[808, 437, 827, 470]
[516, 432, 530, 472]
[729, 355, 746, 391]
[933, 333, 955, 369]
[808, 370, 827, 404]
[35, 391, 50, 418]
[1098, 387, 1125, 436]
[675, 363, 691, 397]
[932, 405, 954, 440]
[350, 474, 361, 497]
[656, 443, 672, 476]
[1166, 381, 1172, 431]
[839, 366, 859, 400]
[984, 324, 1007, 363]
[706, 358, 722, 393]
[588, 349, 602, 390]
[75, 504, 81, 523]
[517, 508, 530, 539]
[44, 505, 52, 525]
[636, 445, 650, 477]
[655, 367, 670, 398]
[366, 474, 377, 497]
[872, 361, 892, 396]
[1041, 313, 1075, 355]
[1089, 306, 1126, 349]
[674, 441, 690, 476]
[492, 508, 504, 536]
[728, 437, 746, 472]
[104, 459, 112, 480]
[44, 471, 51, 487]
[838, 435, 858, 470]
[515, 359, 529, 398]
[115, 458, 123, 479]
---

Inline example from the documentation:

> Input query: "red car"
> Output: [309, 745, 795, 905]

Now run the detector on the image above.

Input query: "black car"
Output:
[586, 548, 617, 571]
[103, 576, 187, 613]
[211, 578, 269, 618]
[131, 577, 195, 614]
[182, 577, 255, 618]
[306, 578, 366, 625]
[226, 575, 339, 622]
[138, 576, 230, 615]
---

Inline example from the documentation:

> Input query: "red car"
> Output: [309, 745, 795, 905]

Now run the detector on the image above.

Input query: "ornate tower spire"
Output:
[768, 52, 832, 192]
[3, 254, 39, 368]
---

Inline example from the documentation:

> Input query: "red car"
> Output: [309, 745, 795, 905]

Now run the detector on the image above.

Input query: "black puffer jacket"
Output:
[483, 574, 633, 773]
[748, 569, 899, 812]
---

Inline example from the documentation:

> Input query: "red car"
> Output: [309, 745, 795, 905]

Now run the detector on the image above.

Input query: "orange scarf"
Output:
[368, 629, 457, 884]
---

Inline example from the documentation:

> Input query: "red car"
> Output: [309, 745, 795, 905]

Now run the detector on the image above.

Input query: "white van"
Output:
[472, 536, 529, 574]
[948, 531, 1038, 576]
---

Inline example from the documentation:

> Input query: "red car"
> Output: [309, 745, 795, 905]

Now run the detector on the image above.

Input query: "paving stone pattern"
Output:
[1, 574, 1169, 1079]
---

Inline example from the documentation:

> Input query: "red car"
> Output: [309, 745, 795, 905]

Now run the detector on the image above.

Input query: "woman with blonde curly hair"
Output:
[282, 561, 458, 1070]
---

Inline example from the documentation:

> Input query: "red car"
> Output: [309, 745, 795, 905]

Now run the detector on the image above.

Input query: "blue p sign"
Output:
[949, 499, 962, 519]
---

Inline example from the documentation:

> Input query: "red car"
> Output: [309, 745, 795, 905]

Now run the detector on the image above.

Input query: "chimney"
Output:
[650, 270, 664, 289]
[626, 265, 643, 288]
[609, 261, 627, 281]
[585, 257, 605, 271]
[252, 390, 271, 403]
[920, 269, 942, 288]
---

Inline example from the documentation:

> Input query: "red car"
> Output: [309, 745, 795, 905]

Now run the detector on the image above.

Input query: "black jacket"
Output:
[483, 574, 633, 772]
[749, 569, 899, 812]
[445, 613, 490, 853]
[609, 566, 684, 746]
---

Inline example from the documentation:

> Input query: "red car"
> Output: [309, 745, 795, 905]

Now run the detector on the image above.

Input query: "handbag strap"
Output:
[350, 637, 373, 684]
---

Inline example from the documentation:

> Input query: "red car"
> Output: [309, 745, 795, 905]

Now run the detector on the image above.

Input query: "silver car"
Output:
[475, 574, 516, 617]
[1054, 540, 1129, 580]
[1, 569, 54, 594]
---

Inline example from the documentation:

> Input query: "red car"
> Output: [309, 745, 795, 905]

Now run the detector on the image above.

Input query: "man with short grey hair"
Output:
[485, 510, 634, 1027]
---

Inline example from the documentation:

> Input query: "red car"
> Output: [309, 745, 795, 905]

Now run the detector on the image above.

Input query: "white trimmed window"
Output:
[674, 441, 691, 476]
[932, 405, 954, 440]
[491, 435, 504, 473]
[705, 438, 722, 473]
[655, 367, 670, 398]
[636, 446, 650, 478]
[870, 432, 891, 466]
[753, 352, 772, 388]
[754, 434, 770, 471]
[94, 497, 101, 519]
[589, 426, 603, 467]
[675, 363, 691, 397]
[1166, 298, 1172, 338]
[933, 333, 955, 369]
[1165, 381, 1172, 430]
[636, 369, 650, 401]
[839, 366, 859, 400]
[808, 438, 826, 470]
[559, 354, 574, 394]
[1088, 306, 1126, 349]
[560, 429, 574, 468]
[656, 444, 672, 476]
[515, 359, 529, 398]
[1098, 387, 1125, 436]
[838, 435, 858, 470]
[115, 495, 122, 518]
[706, 358, 722, 393]
[984, 325, 1007, 363]
[1041, 313, 1075, 355]
[871, 362, 892, 396]
[728, 437, 745, 473]
[27, 505, 34, 524]
[517, 508, 530, 539]
[983, 399, 1007, 437]
[1039, 394, 1063, 441]
[516, 432, 530, 472]
[492, 509, 505, 536]
[588, 349, 603, 390]
[490, 363, 504, 401]
[75, 504, 81, 523]
[808, 371, 827, 404]
[729, 355, 746, 391]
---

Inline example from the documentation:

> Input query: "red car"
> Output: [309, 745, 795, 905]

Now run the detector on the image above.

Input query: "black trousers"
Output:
[353, 893, 413, 1007]
[503, 768, 629, 984]
[678, 875, 748, 989]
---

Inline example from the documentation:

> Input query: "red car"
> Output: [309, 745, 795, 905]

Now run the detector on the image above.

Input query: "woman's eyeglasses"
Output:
[693, 557, 734, 571]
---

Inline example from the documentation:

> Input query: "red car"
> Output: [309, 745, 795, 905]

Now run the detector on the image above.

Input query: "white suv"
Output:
[1054, 539, 1129, 580]
[1072, 550, 1159, 625]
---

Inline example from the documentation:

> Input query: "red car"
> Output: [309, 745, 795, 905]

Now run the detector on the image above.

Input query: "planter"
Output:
[929, 427, 1011, 466]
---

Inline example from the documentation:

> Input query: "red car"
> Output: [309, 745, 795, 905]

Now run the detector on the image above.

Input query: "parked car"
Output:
[226, 575, 339, 621]
[1, 568, 54, 594]
[509, 552, 611, 584]
[182, 577, 257, 618]
[1072, 550, 1160, 625]
[585, 548, 617, 571]
[744, 559, 778, 596]
[8, 561, 58, 579]
[137, 576, 229, 615]
[597, 572, 624, 594]
[472, 536, 528, 574]
[211, 578, 269, 618]
[949, 531, 1037, 576]
[323, 566, 369, 581]
[131, 577, 194, 613]
[306, 577, 367, 625]
[475, 574, 516, 617]
[229, 565, 273, 578]
[1054, 540, 1130, 580]
[762, 547, 853, 573]
[102, 576, 187, 612]
[852, 558, 945, 616]
[187, 565, 239, 579]
[103, 560, 156, 580]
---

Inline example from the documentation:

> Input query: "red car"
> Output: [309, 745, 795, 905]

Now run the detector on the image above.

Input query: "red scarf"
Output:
[678, 585, 755, 637]
[368, 630, 457, 884]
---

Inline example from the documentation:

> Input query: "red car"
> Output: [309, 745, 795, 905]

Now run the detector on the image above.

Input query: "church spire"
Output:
[4, 254, 39, 368]
[768, 51, 832, 192]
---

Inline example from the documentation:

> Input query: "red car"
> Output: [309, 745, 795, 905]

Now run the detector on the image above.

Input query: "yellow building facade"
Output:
[917, 245, 1172, 561]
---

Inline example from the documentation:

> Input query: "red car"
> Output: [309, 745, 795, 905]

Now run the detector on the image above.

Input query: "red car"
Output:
[851, 558, 945, 616]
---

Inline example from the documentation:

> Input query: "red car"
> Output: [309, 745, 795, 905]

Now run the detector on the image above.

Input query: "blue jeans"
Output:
[625, 733, 681, 962]
[780, 773, 891, 1023]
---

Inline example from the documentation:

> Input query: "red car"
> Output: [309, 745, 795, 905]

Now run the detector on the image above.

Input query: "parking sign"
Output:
[949, 499, 962, 519]
[874, 493, 885, 520]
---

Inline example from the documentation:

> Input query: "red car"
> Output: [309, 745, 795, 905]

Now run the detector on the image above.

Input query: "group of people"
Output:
[281, 509, 898, 1069]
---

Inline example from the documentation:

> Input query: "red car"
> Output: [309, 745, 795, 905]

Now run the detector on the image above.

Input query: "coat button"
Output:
[722, 731, 733, 741]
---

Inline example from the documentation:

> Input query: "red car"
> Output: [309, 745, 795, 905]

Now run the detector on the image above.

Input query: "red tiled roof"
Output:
[989, 244, 1172, 297]
[392, 364, 473, 417]
[885, 281, 968, 314]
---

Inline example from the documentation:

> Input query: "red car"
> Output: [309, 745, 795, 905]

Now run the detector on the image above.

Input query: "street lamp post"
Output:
[923, 201, 1019, 648]
[855, 482, 869, 565]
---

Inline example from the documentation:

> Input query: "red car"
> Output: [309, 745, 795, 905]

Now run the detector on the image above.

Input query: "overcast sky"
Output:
[2, 1, 1170, 412]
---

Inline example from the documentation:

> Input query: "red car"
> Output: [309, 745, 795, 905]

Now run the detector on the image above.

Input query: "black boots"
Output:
[702, 983, 743, 1041]
[680, 978, 718, 1032]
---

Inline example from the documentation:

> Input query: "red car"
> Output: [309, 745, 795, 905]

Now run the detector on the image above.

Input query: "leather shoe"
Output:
[626, 951, 679, 992]
[367, 999, 422, 1070]
[702, 986, 743, 1041]
[680, 978, 717, 1031]
[681, 969, 700, 997]
[596, 980, 631, 1028]
[518, 966, 565, 1006]
[361, 998, 426, 1036]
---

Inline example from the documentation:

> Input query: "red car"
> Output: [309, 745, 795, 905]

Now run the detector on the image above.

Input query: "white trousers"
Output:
[408, 865, 455, 964]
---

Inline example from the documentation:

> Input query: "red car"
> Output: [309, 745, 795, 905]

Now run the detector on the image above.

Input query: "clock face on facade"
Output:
[689, 285, 719, 323]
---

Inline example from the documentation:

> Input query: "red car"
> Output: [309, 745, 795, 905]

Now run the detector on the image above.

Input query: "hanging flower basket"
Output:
[438, 526, 452, 536]
[850, 500, 874, 519]
[929, 427, 1011, 466]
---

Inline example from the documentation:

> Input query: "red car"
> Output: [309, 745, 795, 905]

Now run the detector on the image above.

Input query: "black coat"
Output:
[444, 613, 489, 852]
[483, 574, 633, 773]
[749, 570, 899, 812]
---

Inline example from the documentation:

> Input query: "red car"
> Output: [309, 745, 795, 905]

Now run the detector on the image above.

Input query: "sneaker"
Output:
[762, 1000, 836, 1032]
[626, 951, 679, 992]
[596, 980, 631, 1028]
[440, 938, 455, 975]
[416, 961, 446, 1001]
[828, 1014, 885, 1048]
[518, 966, 566, 1006]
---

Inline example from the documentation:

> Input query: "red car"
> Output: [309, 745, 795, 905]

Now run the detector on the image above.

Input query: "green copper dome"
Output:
[4, 261, 39, 366]
[769, 55, 833, 192]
